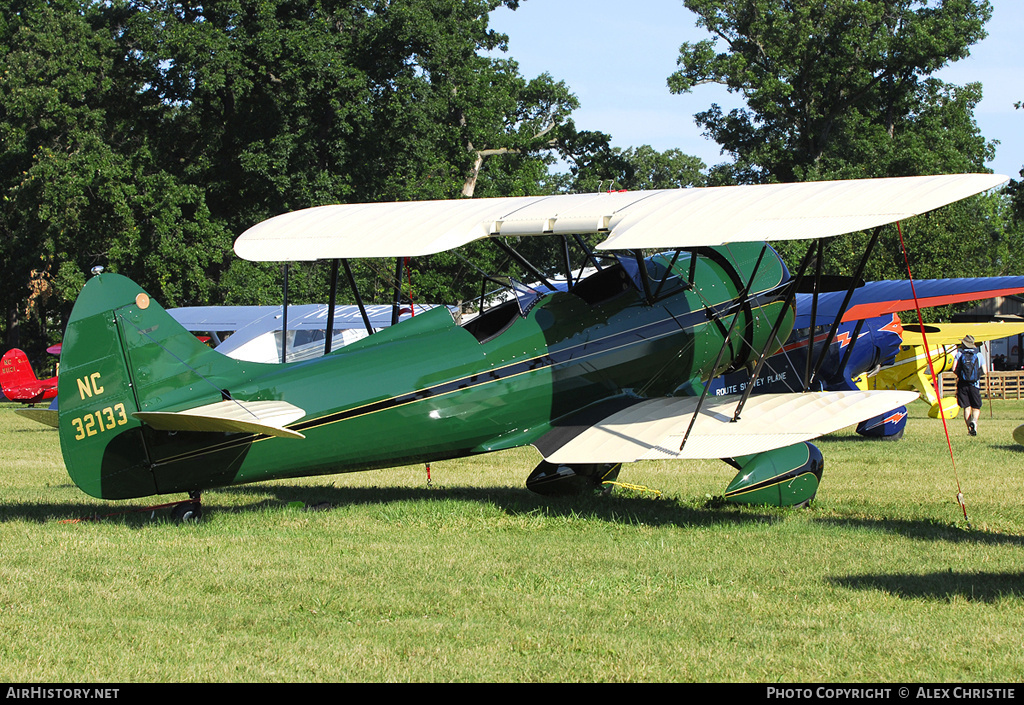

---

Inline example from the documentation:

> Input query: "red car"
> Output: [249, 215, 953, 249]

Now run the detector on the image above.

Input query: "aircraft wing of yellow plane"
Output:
[862, 321, 1024, 419]
[899, 322, 1024, 347]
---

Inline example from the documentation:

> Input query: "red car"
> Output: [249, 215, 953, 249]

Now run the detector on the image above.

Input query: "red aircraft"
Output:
[0, 349, 58, 404]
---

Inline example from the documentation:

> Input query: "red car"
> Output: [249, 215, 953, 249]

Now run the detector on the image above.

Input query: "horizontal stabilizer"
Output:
[14, 408, 59, 428]
[536, 390, 919, 463]
[133, 400, 306, 439]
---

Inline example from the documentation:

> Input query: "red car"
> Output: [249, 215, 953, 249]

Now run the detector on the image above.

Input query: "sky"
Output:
[487, 0, 1023, 180]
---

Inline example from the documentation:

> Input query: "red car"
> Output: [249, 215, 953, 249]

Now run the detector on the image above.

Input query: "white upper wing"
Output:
[234, 174, 1008, 261]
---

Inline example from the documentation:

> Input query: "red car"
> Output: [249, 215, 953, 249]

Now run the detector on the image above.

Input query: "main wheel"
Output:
[170, 500, 202, 523]
[525, 461, 621, 496]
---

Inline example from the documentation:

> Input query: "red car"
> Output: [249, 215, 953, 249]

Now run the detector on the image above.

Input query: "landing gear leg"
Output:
[170, 491, 203, 523]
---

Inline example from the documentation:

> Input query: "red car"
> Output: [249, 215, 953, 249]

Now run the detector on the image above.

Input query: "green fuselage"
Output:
[58, 244, 794, 500]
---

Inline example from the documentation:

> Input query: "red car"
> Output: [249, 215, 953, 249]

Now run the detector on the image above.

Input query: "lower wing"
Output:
[534, 390, 919, 463]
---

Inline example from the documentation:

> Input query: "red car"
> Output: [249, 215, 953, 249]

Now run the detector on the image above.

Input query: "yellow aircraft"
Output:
[858, 321, 1024, 419]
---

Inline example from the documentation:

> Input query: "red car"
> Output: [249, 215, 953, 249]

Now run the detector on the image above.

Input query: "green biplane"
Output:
[56, 174, 1005, 520]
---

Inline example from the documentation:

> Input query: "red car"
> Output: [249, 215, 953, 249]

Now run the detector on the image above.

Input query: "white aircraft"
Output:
[169, 303, 443, 364]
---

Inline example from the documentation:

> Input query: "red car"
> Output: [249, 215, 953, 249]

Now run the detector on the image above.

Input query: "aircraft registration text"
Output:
[70, 403, 128, 441]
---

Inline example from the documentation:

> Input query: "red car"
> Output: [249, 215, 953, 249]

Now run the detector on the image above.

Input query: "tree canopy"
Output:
[667, 0, 1021, 292]
[0, 0, 594, 352]
[668, 0, 994, 183]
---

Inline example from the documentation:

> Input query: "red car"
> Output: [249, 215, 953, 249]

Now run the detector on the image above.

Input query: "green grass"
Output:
[1, 400, 1023, 682]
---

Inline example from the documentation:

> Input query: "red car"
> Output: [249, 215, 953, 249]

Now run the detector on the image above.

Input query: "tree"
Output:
[665, 0, 1018, 285]
[0, 0, 595, 354]
[457, 67, 579, 198]
[117, 0, 586, 307]
[668, 0, 993, 183]
[0, 0, 231, 353]
[1007, 101, 1024, 226]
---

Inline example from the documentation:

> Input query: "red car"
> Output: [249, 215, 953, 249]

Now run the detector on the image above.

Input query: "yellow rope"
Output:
[603, 481, 662, 498]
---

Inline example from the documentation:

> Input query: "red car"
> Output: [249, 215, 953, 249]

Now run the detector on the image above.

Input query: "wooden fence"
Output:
[938, 371, 1024, 400]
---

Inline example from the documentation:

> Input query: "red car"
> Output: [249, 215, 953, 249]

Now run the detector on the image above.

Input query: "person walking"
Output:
[952, 334, 985, 436]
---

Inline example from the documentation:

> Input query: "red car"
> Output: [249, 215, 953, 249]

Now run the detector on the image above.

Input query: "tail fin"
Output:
[1, 348, 39, 391]
[1, 348, 58, 403]
[57, 272, 270, 499]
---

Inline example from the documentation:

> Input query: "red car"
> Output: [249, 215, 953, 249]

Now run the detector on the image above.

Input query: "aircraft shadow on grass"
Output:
[828, 571, 1024, 602]
[214, 483, 784, 530]
[991, 444, 1024, 454]
[814, 516, 1024, 548]
[2, 483, 778, 528]
[7, 482, 1023, 545]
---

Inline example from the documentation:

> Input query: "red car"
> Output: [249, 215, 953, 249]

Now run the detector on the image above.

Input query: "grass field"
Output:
[1, 399, 1022, 682]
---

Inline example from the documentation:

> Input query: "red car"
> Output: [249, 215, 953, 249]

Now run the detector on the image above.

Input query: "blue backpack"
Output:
[957, 349, 980, 383]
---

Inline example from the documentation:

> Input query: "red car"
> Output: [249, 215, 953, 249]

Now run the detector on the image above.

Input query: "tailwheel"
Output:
[170, 492, 203, 523]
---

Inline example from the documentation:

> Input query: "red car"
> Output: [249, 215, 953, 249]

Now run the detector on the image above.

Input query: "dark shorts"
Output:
[957, 383, 982, 410]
